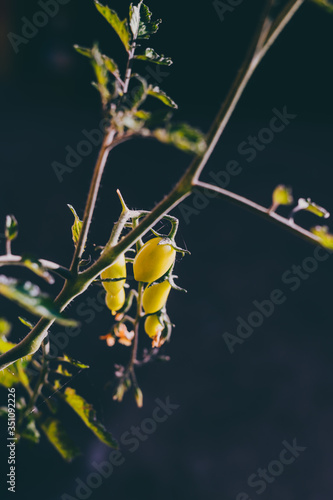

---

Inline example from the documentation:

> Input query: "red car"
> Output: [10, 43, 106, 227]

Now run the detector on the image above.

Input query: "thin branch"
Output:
[194, 180, 321, 246]
[184, 0, 305, 185]
[0, 0, 308, 372]
[69, 129, 116, 273]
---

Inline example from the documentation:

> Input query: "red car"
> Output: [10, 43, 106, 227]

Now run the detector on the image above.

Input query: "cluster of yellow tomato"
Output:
[101, 237, 176, 343]
[100, 253, 127, 313]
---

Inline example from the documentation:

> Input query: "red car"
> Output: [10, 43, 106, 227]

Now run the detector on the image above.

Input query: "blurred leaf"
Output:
[153, 123, 206, 155]
[137, 3, 161, 39]
[94, 1, 131, 51]
[128, 74, 148, 109]
[102, 55, 120, 79]
[41, 418, 81, 462]
[74, 45, 121, 81]
[0, 318, 11, 336]
[18, 317, 34, 329]
[21, 419, 40, 444]
[63, 387, 118, 448]
[5, 215, 18, 242]
[311, 0, 333, 13]
[67, 205, 83, 248]
[291, 198, 330, 220]
[145, 109, 172, 129]
[272, 185, 293, 207]
[55, 365, 72, 377]
[0, 276, 78, 326]
[134, 387, 143, 408]
[0, 336, 32, 389]
[129, 2, 141, 37]
[135, 47, 172, 66]
[0, 406, 8, 418]
[311, 226, 333, 249]
[21, 256, 55, 285]
[58, 354, 89, 370]
[304, 200, 330, 218]
[73, 45, 93, 58]
[91, 45, 112, 107]
[147, 86, 178, 108]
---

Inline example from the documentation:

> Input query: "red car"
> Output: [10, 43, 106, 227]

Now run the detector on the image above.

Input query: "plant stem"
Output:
[70, 130, 116, 273]
[185, 0, 305, 184]
[194, 181, 321, 246]
[0, 0, 309, 372]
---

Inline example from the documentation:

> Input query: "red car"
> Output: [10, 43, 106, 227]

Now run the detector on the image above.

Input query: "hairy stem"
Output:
[70, 129, 116, 273]
[0, 0, 308, 372]
[194, 181, 321, 246]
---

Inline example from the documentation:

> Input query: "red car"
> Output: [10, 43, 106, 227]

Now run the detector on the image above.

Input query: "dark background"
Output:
[1, 0, 333, 499]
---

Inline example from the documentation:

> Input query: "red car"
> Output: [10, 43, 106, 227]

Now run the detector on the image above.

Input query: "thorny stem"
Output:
[0, 0, 311, 372]
[70, 130, 116, 273]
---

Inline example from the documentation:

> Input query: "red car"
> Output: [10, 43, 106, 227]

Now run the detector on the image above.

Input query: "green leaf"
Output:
[153, 123, 207, 155]
[5, 215, 18, 241]
[94, 1, 131, 51]
[0, 337, 21, 387]
[67, 205, 83, 248]
[73, 45, 93, 58]
[41, 418, 81, 462]
[0, 336, 33, 389]
[311, 0, 333, 13]
[91, 45, 111, 107]
[147, 86, 178, 109]
[74, 45, 120, 81]
[63, 387, 118, 448]
[291, 198, 330, 220]
[137, 3, 161, 39]
[58, 354, 89, 370]
[55, 364, 73, 377]
[135, 48, 173, 66]
[0, 276, 78, 326]
[127, 75, 148, 109]
[21, 419, 40, 444]
[311, 226, 333, 249]
[272, 185, 293, 207]
[0, 318, 11, 336]
[102, 55, 120, 79]
[18, 317, 34, 329]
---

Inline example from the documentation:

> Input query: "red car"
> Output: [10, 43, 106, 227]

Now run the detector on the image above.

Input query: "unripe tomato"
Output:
[101, 253, 126, 294]
[105, 288, 125, 314]
[133, 237, 176, 283]
[144, 314, 164, 339]
[142, 280, 171, 314]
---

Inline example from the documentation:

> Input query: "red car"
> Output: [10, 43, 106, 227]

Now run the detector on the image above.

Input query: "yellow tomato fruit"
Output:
[105, 288, 126, 314]
[101, 253, 126, 294]
[142, 280, 171, 314]
[144, 314, 164, 339]
[133, 237, 176, 283]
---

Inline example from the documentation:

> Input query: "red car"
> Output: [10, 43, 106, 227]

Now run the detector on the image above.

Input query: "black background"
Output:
[1, 0, 333, 499]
